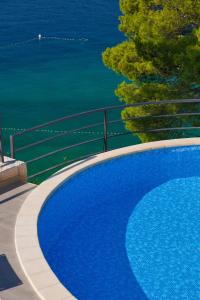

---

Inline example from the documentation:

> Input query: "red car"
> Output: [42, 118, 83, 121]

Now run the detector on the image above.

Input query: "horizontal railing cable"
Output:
[109, 112, 200, 125]
[14, 122, 104, 153]
[0, 127, 4, 163]
[27, 152, 102, 180]
[107, 126, 200, 139]
[26, 137, 104, 164]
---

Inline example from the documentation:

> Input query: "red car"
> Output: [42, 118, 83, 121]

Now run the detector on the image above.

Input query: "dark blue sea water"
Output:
[0, 1, 136, 180]
[38, 146, 200, 300]
[0, 0, 123, 129]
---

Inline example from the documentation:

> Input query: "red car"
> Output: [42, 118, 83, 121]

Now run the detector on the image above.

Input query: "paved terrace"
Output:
[0, 183, 39, 300]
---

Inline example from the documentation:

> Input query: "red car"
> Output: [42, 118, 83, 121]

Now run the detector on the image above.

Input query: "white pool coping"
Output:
[15, 138, 200, 300]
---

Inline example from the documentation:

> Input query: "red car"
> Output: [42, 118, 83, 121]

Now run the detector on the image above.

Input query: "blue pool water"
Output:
[126, 178, 199, 300]
[38, 146, 200, 300]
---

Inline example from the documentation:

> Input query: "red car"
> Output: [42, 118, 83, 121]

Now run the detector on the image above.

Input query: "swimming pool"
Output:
[37, 144, 199, 300]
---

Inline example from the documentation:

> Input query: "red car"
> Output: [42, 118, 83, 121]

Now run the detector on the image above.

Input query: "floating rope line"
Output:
[0, 38, 37, 49]
[39, 35, 88, 42]
[2, 127, 123, 136]
[0, 34, 88, 49]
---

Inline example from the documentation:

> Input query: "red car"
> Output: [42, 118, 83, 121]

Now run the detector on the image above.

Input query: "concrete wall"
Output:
[0, 157, 27, 190]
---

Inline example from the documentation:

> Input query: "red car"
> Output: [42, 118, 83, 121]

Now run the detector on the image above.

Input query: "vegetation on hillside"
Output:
[103, 0, 200, 142]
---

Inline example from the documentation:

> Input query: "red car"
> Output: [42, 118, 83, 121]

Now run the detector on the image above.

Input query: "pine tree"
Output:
[103, 0, 200, 142]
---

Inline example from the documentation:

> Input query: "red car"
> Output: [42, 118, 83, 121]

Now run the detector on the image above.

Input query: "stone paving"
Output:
[0, 183, 39, 300]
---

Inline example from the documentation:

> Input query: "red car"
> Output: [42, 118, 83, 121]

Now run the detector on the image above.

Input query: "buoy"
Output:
[38, 34, 42, 40]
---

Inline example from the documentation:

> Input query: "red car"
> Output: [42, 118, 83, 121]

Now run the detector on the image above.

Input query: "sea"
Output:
[0, 0, 138, 181]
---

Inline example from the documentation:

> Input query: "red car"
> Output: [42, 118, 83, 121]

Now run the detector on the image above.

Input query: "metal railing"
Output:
[0, 127, 4, 163]
[9, 99, 200, 180]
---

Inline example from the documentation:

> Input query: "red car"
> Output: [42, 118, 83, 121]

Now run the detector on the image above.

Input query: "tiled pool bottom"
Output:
[38, 146, 200, 300]
[126, 178, 199, 300]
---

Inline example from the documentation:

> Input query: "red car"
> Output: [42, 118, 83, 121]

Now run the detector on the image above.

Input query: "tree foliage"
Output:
[103, 0, 200, 142]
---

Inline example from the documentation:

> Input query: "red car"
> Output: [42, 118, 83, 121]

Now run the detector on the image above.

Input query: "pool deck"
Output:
[0, 182, 39, 300]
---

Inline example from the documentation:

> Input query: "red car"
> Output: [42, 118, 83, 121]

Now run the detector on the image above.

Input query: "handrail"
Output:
[11, 99, 200, 137]
[9, 99, 200, 180]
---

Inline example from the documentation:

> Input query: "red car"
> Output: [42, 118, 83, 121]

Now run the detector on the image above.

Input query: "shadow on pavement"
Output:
[0, 254, 23, 291]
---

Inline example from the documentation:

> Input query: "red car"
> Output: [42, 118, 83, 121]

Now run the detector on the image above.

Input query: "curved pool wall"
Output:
[15, 139, 200, 300]
[38, 145, 200, 300]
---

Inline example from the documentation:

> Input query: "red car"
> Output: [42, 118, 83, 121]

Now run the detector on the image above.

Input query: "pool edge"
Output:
[15, 138, 200, 300]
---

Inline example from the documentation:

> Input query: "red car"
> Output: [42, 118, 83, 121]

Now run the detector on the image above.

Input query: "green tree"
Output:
[103, 0, 200, 142]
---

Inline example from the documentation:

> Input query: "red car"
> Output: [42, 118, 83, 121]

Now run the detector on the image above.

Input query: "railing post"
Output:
[103, 110, 108, 152]
[0, 127, 4, 163]
[10, 135, 15, 159]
